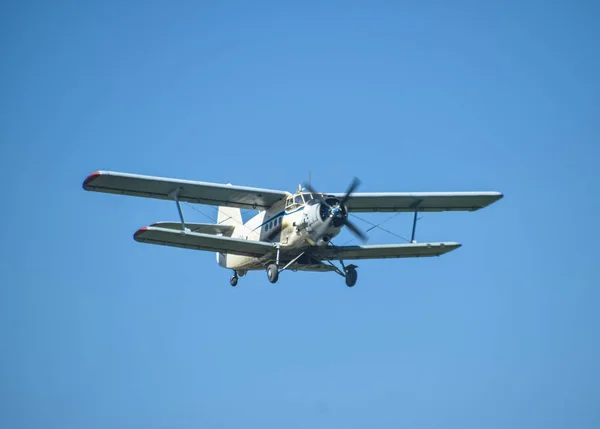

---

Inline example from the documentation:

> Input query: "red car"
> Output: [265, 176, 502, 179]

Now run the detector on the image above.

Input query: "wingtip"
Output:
[133, 226, 149, 241]
[82, 171, 102, 189]
[442, 241, 462, 249]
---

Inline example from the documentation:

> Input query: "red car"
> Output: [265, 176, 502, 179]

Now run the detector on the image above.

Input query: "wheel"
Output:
[345, 267, 357, 287]
[230, 275, 238, 287]
[267, 264, 279, 283]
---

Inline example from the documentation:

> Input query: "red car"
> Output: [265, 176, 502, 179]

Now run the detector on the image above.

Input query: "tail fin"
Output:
[217, 206, 242, 227]
[216, 206, 242, 268]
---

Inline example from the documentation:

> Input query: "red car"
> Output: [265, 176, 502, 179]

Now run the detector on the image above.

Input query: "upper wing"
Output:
[134, 226, 276, 257]
[150, 222, 235, 236]
[83, 171, 289, 210]
[329, 192, 503, 212]
[316, 242, 461, 260]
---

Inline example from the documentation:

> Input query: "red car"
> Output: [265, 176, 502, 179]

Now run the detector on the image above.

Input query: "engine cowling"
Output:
[298, 197, 347, 245]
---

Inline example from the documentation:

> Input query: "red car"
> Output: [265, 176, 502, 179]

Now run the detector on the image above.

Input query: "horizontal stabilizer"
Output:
[134, 226, 275, 258]
[150, 222, 235, 236]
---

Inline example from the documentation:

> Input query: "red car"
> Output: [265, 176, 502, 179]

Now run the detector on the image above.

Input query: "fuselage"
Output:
[217, 191, 346, 271]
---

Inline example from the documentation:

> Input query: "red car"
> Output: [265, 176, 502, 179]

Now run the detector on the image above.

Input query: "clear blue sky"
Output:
[1, 1, 599, 428]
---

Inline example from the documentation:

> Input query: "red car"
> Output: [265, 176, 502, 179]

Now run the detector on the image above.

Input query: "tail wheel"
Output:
[230, 274, 239, 287]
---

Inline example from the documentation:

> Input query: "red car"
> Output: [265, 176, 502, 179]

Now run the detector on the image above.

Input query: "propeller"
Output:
[304, 177, 368, 243]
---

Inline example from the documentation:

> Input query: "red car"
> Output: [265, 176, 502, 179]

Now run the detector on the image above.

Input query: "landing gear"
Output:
[345, 266, 357, 287]
[267, 264, 279, 283]
[230, 272, 239, 287]
[320, 256, 359, 287]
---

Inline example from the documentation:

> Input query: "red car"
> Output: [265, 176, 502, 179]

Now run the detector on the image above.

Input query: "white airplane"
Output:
[82, 171, 503, 287]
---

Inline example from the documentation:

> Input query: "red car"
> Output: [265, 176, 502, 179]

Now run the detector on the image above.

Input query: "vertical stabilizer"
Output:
[216, 206, 242, 268]
[217, 206, 242, 227]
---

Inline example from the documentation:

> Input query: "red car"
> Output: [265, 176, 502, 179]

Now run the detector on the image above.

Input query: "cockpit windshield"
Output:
[286, 193, 315, 211]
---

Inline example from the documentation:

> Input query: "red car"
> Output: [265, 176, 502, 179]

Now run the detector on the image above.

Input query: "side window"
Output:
[294, 195, 304, 205]
[286, 197, 297, 212]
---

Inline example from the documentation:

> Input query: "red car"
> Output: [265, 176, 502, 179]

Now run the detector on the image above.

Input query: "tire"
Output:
[345, 267, 357, 287]
[230, 275, 238, 287]
[267, 264, 279, 283]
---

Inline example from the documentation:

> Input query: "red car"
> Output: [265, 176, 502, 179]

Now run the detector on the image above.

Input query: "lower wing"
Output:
[316, 242, 461, 260]
[134, 226, 275, 258]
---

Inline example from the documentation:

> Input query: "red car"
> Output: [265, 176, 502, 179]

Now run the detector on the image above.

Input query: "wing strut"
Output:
[410, 200, 423, 243]
[169, 187, 189, 233]
[410, 211, 418, 243]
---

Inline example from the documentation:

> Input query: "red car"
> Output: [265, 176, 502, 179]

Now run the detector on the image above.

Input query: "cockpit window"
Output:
[294, 195, 304, 205]
[303, 193, 313, 202]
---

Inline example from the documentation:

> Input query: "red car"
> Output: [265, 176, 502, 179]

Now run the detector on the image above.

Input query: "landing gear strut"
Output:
[266, 243, 282, 284]
[320, 255, 359, 287]
[264, 249, 308, 284]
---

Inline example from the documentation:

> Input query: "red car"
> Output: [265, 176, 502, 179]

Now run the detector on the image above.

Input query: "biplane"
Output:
[82, 171, 502, 287]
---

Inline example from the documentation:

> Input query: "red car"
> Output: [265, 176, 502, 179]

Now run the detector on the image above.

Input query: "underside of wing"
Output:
[83, 171, 289, 210]
[315, 242, 461, 260]
[150, 222, 235, 236]
[134, 226, 275, 258]
[330, 192, 503, 212]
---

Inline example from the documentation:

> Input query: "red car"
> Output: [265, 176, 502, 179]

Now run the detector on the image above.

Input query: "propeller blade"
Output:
[304, 182, 320, 196]
[343, 218, 368, 242]
[303, 182, 333, 208]
[340, 177, 360, 206]
[303, 176, 368, 244]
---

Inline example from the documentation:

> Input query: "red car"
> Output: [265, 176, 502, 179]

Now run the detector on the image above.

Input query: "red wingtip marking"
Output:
[133, 226, 148, 240]
[83, 171, 101, 187]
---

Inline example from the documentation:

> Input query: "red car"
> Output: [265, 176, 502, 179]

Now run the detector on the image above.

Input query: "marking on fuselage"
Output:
[252, 206, 304, 232]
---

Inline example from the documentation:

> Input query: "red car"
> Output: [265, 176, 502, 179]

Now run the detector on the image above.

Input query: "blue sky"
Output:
[1, 0, 599, 428]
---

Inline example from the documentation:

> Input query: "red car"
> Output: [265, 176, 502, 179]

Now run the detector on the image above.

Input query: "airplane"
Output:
[82, 171, 503, 287]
